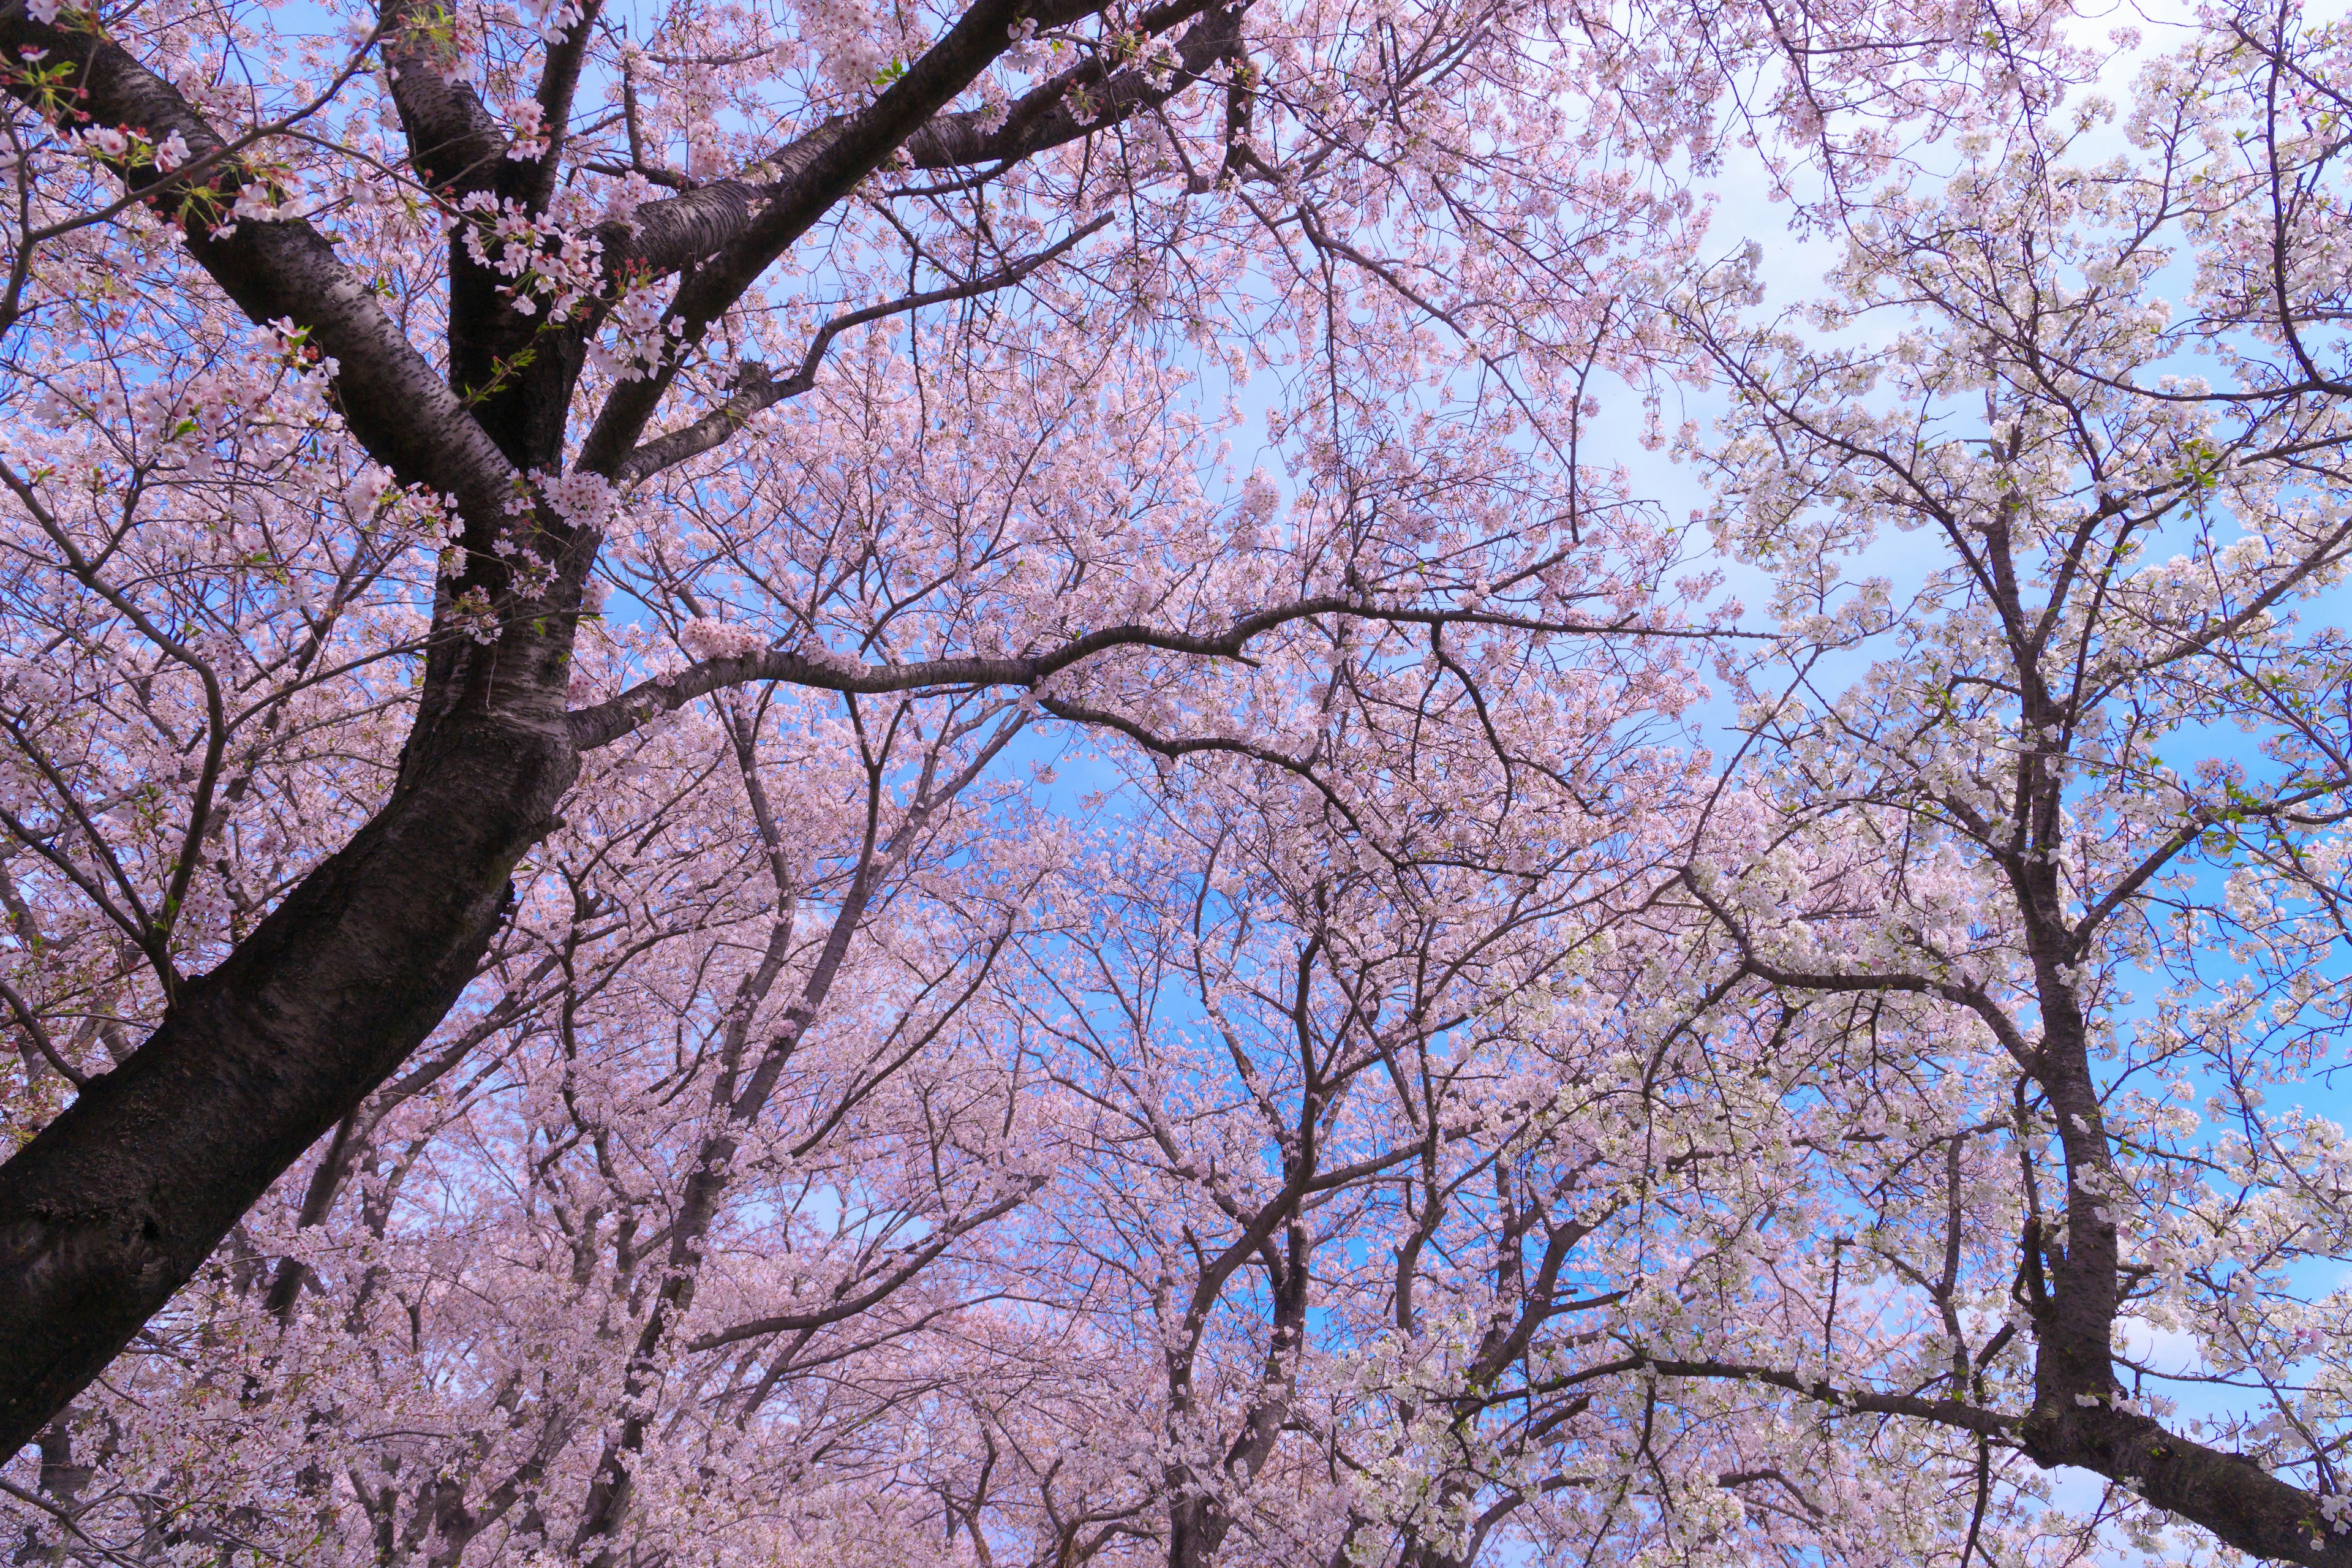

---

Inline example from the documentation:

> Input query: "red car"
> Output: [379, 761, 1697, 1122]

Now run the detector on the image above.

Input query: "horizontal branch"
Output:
[1637, 1354, 2019, 1441]
[2018, 1403, 2352, 1568]
[566, 601, 1717, 750]
[1678, 870, 2039, 1065]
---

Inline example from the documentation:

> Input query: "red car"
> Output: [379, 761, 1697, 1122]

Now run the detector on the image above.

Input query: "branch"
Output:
[1034, 694, 1395, 853]
[903, 0, 1242, 169]
[0, 2, 517, 518]
[594, 116, 848, 281]
[1637, 1355, 2019, 1441]
[518, 0, 608, 212]
[575, 0, 1120, 475]
[0, 976, 83, 1088]
[612, 213, 1113, 484]
[1678, 870, 2038, 1066]
[2019, 1404, 2352, 1568]
[684, 1183, 1038, 1351]
[566, 600, 1709, 749]
[377, 0, 508, 195]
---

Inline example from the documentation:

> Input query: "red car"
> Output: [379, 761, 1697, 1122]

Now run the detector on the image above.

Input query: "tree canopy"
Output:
[2, 0, 2351, 1561]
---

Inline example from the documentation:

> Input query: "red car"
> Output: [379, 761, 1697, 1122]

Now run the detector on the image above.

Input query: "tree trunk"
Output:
[0, 710, 578, 1452]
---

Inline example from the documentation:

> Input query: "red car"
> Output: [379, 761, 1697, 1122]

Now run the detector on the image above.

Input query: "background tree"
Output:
[1645, 4, 2352, 1561]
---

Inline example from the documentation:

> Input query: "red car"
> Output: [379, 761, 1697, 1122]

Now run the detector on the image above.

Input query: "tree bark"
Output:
[0, 711, 577, 1453]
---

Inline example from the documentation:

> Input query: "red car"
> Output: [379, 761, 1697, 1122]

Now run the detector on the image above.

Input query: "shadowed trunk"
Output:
[0, 710, 578, 1452]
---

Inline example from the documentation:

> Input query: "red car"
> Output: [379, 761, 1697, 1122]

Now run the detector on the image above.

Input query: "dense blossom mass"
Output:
[0, 0, 2348, 1558]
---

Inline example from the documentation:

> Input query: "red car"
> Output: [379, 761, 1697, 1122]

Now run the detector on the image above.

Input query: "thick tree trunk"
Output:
[1168, 1496, 1224, 1568]
[0, 712, 577, 1453]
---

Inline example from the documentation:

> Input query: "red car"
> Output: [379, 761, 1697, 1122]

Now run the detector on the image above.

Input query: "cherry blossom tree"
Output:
[21, 0, 2352, 1559]
[0, 337, 1730, 1565]
[1005, 560, 1707, 1566]
[0, 0, 1757, 1524]
[1642, 3, 2352, 1561]
[0, 0, 1828, 1450]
